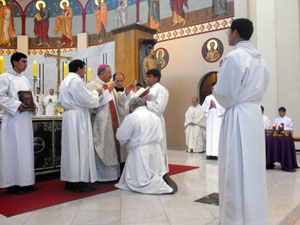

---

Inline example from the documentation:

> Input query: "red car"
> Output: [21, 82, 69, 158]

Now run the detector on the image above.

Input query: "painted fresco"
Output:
[3, 0, 233, 48]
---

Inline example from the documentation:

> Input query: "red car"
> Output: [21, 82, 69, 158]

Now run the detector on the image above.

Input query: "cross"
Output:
[44, 40, 72, 96]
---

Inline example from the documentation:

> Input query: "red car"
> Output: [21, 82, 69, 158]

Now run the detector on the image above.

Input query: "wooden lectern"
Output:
[111, 24, 157, 86]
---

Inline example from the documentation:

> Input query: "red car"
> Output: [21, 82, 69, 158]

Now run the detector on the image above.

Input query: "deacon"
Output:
[0, 52, 38, 195]
[274, 107, 293, 130]
[144, 69, 169, 171]
[58, 59, 101, 193]
[213, 18, 269, 224]
[35, 87, 45, 115]
[86, 65, 133, 181]
[115, 98, 177, 194]
[202, 83, 225, 159]
[184, 97, 206, 153]
[261, 106, 271, 130]
[44, 88, 57, 116]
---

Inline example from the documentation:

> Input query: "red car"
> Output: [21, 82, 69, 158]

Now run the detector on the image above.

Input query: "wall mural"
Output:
[1, 0, 233, 49]
[202, 38, 223, 63]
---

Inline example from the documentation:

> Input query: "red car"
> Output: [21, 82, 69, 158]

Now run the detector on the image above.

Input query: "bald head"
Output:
[192, 97, 198, 106]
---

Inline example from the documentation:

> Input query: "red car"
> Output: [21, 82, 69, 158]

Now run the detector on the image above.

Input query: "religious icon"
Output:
[54, 0, 73, 47]
[202, 38, 223, 63]
[0, 0, 14, 47]
[155, 48, 169, 69]
[148, 0, 160, 31]
[94, 0, 107, 44]
[34, 0, 50, 48]
[170, 0, 188, 27]
[114, 0, 128, 28]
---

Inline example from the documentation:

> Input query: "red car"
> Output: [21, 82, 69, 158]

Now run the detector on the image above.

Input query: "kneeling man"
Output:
[115, 98, 177, 194]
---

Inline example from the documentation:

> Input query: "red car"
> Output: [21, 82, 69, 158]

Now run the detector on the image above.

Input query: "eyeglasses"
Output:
[226, 29, 232, 35]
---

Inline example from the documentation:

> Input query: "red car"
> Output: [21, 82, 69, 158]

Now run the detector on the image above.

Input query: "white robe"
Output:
[44, 94, 57, 116]
[115, 0, 128, 28]
[263, 115, 271, 130]
[58, 73, 100, 183]
[184, 104, 206, 152]
[0, 69, 35, 188]
[274, 116, 293, 130]
[145, 82, 169, 171]
[36, 94, 45, 115]
[202, 95, 225, 156]
[87, 77, 130, 181]
[115, 106, 172, 194]
[213, 41, 269, 225]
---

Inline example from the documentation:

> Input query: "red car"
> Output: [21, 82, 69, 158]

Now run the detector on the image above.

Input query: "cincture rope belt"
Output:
[103, 84, 121, 163]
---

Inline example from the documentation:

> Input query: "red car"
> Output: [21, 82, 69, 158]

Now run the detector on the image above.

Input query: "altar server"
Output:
[115, 98, 177, 194]
[274, 107, 293, 130]
[0, 52, 38, 194]
[213, 18, 270, 224]
[58, 59, 101, 193]
[184, 97, 206, 153]
[202, 83, 225, 159]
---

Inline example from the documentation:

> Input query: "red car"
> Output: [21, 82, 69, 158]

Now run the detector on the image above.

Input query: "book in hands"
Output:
[18, 91, 35, 111]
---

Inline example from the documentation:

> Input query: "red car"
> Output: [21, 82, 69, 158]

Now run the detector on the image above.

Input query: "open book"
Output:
[132, 87, 150, 98]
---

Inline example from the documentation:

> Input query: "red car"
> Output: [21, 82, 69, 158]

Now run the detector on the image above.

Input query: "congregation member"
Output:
[261, 105, 271, 130]
[144, 69, 169, 171]
[0, 52, 38, 195]
[213, 18, 269, 224]
[58, 59, 102, 193]
[115, 98, 177, 194]
[44, 88, 57, 116]
[274, 106, 293, 130]
[35, 87, 45, 115]
[135, 83, 143, 91]
[202, 83, 225, 159]
[184, 97, 206, 153]
[87, 65, 133, 181]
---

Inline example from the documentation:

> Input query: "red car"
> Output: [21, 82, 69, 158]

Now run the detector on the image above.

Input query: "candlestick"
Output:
[0, 57, 3, 74]
[88, 68, 91, 82]
[64, 63, 68, 78]
[33, 61, 37, 77]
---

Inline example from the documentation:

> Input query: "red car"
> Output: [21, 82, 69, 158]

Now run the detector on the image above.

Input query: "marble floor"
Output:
[0, 150, 300, 225]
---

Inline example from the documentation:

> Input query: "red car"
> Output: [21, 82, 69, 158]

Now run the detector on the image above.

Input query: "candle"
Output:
[88, 68, 91, 82]
[0, 57, 3, 74]
[64, 63, 68, 78]
[109, 78, 112, 84]
[33, 61, 37, 77]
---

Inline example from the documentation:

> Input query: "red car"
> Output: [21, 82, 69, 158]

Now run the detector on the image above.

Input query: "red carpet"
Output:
[0, 164, 198, 217]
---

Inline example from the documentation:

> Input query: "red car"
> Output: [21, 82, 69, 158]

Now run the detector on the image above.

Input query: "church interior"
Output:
[0, 0, 300, 224]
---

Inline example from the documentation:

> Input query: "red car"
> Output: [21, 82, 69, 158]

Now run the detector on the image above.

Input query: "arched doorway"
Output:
[199, 71, 218, 105]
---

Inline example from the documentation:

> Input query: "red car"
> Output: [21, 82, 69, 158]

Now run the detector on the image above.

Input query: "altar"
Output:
[0, 115, 62, 175]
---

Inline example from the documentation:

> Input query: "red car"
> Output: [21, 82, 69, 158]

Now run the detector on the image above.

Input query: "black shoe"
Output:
[212, 156, 218, 160]
[8, 186, 26, 195]
[206, 156, 213, 160]
[22, 185, 38, 192]
[163, 173, 178, 194]
[65, 181, 73, 191]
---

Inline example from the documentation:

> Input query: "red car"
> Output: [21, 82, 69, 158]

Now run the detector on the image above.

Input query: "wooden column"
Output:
[111, 24, 156, 86]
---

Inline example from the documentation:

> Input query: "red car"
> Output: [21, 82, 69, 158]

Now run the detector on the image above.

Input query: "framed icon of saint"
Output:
[202, 38, 223, 63]
[155, 48, 169, 69]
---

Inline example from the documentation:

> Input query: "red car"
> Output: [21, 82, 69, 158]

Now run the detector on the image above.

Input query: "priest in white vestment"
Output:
[86, 65, 133, 181]
[58, 59, 101, 193]
[202, 84, 225, 159]
[184, 97, 206, 153]
[144, 69, 169, 171]
[213, 19, 269, 225]
[115, 98, 177, 194]
[35, 87, 45, 115]
[0, 52, 38, 195]
[261, 106, 271, 130]
[274, 106, 293, 130]
[44, 88, 57, 116]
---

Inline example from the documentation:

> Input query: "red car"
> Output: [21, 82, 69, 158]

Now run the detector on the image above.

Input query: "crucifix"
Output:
[44, 40, 72, 96]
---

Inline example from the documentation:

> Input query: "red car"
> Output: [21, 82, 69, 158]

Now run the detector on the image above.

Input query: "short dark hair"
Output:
[230, 18, 254, 40]
[69, 60, 85, 73]
[211, 82, 217, 86]
[10, 52, 27, 68]
[261, 105, 264, 113]
[278, 107, 286, 112]
[97, 65, 110, 76]
[136, 83, 142, 87]
[146, 69, 161, 82]
[113, 72, 125, 81]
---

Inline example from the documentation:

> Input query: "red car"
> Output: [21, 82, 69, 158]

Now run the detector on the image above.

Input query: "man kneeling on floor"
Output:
[115, 98, 177, 194]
